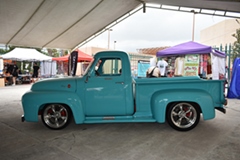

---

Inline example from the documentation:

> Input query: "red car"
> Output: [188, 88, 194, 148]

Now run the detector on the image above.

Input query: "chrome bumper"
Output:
[215, 98, 228, 114]
[215, 107, 226, 114]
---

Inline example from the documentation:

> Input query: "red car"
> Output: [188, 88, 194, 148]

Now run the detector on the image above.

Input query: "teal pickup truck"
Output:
[21, 51, 227, 131]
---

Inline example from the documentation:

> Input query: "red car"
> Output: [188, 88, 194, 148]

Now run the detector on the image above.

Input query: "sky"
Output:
[82, 8, 232, 53]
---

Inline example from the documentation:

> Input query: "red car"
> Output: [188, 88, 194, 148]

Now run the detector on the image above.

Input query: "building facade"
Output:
[200, 18, 240, 47]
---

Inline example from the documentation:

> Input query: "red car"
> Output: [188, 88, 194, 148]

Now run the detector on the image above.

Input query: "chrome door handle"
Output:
[104, 78, 112, 80]
[116, 82, 124, 84]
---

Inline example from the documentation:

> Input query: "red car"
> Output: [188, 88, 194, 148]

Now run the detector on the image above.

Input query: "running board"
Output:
[84, 116, 156, 123]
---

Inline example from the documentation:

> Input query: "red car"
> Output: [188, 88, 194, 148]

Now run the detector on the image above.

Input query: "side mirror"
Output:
[88, 69, 93, 76]
[85, 69, 94, 83]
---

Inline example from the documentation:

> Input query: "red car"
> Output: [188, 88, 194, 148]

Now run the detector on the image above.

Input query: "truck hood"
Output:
[31, 77, 79, 92]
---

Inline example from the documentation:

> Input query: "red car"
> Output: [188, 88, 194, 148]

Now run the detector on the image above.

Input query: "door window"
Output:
[96, 58, 122, 76]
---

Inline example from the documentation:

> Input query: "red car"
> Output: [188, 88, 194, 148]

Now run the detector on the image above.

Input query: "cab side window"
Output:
[97, 58, 122, 76]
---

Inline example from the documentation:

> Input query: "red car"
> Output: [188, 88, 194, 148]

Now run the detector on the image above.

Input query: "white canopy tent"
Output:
[1, 48, 56, 77]
[1, 48, 52, 61]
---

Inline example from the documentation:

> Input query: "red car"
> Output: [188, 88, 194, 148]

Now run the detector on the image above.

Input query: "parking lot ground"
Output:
[0, 84, 240, 160]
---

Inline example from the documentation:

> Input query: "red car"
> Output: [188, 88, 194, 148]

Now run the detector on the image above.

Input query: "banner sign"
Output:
[68, 51, 78, 76]
[184, 54, 199, 76]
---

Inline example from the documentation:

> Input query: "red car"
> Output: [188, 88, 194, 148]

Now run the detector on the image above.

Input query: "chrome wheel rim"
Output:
[170, 103, 197, 129]
[43, 104, 68, 129]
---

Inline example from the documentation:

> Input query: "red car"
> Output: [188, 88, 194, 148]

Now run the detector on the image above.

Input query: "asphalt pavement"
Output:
[0, 84, 240, 160]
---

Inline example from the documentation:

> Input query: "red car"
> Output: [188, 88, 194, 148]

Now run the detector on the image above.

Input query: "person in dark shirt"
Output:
[32, 62, 40, 83]
[11, 61, 18, 85]
[6, 63, 13, 74]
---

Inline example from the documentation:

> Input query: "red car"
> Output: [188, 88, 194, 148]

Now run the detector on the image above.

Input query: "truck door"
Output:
[85, 58, 127, 116]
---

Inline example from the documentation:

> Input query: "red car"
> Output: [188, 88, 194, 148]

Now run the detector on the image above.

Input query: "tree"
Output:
[47, 48, 60, 57]
[0, 46, 14, 55]
[232, 28, 240, 62]
[0, 48, 6, 55]
[47, 48, 69, 57]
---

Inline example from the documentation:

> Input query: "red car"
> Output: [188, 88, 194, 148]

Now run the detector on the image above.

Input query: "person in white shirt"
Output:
[157, 58, 168, 77]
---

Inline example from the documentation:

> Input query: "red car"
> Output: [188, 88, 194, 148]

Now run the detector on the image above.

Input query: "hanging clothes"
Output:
[174, 57, 185, 76]
[149, 57, 157, 67]
[211, 53, 225, 80]
[0, 58, 3, 74]
[202, 54, 208, 78]
[40, 61, 57, 78]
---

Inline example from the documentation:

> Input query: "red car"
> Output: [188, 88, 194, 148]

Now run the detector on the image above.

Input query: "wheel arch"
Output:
[22, 91, 85, 124]
[151, 89, 215, 123]
[39, 103, 73, 116]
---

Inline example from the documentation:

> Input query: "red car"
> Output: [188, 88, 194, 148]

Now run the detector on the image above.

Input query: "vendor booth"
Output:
[1, 48, 55, 86]
[52, 49, 93, 62]
[52, 49, 93, 76]
[156, 41, 226, 80]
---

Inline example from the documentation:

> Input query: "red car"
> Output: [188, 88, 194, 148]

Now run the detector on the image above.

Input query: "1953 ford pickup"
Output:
[21, 51, 227, 131]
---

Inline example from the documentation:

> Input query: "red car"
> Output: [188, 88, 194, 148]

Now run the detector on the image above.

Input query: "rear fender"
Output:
[151, 89, 215, 123]
[22, 91, 84, 124]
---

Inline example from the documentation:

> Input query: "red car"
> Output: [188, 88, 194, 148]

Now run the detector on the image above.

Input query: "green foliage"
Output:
[0, 48, 6, 55]
[46, 48, 69, 57]
[64, 50, 69, 56]
[47, 48, 59, 57]
[232, 28, 240, 61]
[0, 46, 14, 55]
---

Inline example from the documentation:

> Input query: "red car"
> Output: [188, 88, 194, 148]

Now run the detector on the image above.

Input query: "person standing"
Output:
[95, 59, 102, 76]
[11, 61, 18, 85]
[146, 66, 161, 78]
[32, 62, 40, 83]
[157, 58, 168, 77]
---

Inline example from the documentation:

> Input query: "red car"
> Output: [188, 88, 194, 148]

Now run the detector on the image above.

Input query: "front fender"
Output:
[151, 89, 215, 123]
[22, 91, 84, 124]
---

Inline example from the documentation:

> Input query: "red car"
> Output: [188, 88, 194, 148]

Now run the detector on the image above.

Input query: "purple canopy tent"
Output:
[156, 41, 225, 58]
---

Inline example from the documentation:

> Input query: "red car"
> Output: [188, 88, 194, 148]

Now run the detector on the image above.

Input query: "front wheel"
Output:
[41, 104, 71, 130]
[167, 102, 200, 131]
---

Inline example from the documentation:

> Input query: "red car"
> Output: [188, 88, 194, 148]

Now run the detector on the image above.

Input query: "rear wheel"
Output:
[167, 102, 200, 131]
[41, 104, 71, 130]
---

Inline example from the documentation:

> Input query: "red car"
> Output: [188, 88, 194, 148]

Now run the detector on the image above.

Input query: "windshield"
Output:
[82, 59, 94, 76]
